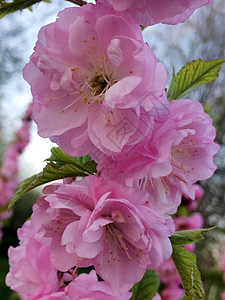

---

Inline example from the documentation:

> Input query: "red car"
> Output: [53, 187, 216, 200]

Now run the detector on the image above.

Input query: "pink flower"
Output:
[222, 245, 225, 273]
[0, 180, 18, 206]
[221, 242, 225, 283]
[97, 99, 219, 214]
[31, 175, 174, 295]
[24, 102, 33, 118]
[6, 221, 132, 300]
[157, 257, 180, 286]
[174, 213, 204, 232]
[15, 121, 30, 153]
[6, 221, 105, 299]
[174, 212, 204, 252]
[161, 285, 184, 300]
[23, 3, 167, 156]
[31, 189, 85, 272]
[99, 0, 214, 25]
[6, 221, 60, 300]
[193, 184, 204, 200]
[221, 292, 225, 300]
[182, 184, 204, 210]
[0, 146, 19, 206]
[158, 212, 203, 289]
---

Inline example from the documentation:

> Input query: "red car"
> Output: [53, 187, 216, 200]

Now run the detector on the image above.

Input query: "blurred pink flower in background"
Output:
[157, 257, 180, 287]
[222, 241, 225, 284]
[0, 103, 32, 238]
[161, 285, 184, 300]
[181, 184, 204, 210]
[174, 213, 204, 232]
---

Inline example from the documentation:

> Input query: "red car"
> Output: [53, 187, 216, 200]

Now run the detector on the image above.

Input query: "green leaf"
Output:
[131, 270, 160, 300]
[46, 147, 97, 174]
[167, 59, 224, 100]
[0, 0, 48, 18]
[170, 227, 216, 246]
[8, 148, 96, 209]
[8, 163, 84, 209]
[172, 245, 205, 300]
[176, 205, 189, 217]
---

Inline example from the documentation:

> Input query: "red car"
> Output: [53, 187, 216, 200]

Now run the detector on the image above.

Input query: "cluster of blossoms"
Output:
[6, 0, 217, 299]
[157, 184, 204, 300]
[0, 104, 32, 239]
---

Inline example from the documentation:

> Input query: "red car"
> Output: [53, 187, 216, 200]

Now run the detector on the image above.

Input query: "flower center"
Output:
[59, 66, 117, 113]
[80, 68, 116, 106]
[105, 224, 132, 263]
[90, 73, 109, 96]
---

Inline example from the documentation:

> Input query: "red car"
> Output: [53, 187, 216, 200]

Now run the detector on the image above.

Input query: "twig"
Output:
[65, 0, 87, 6]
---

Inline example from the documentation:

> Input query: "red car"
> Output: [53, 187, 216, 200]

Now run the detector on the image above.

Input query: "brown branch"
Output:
[65, 0, 87, 6]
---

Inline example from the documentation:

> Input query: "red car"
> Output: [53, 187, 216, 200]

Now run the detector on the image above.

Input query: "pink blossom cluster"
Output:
[7, 0, 219, 299]
[157, 185, 204, 299]
[0, 104, 32, 238]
